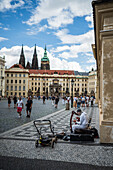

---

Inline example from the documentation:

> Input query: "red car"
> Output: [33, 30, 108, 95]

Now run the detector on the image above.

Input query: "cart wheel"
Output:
[51, 139, 54, 148]
[54, 136, 57, 143]
[35, 140, 39, 148]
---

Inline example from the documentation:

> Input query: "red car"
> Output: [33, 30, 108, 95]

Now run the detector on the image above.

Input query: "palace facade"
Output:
[0, 56, 6, 97]
[5, 45, 97, 97]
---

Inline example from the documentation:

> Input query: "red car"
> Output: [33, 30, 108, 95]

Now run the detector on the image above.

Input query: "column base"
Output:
[100, 119, 113, 143]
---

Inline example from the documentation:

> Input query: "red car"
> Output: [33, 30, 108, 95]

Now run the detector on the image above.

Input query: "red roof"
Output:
[29, 69, 74, 75]
[10, 64, 24, 69]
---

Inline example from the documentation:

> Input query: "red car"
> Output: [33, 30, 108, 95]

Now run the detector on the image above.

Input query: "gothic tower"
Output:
[41, 45, 50, 70]
[32, 44, 38, 69]
[19, 44, 25, 68]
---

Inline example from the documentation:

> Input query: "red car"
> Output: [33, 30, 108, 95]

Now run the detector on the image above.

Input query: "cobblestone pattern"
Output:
[0, 106, 99, 141]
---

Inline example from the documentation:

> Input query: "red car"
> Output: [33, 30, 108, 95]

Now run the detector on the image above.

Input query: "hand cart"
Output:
[33, 119, 57, 148]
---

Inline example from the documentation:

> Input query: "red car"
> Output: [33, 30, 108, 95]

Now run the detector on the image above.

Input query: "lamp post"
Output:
[71, 79, 74, 108]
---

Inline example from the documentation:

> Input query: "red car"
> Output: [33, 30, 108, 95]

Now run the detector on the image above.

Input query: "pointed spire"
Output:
[34, 44, 37, 55]
[32, 44, 38, 69]
[19, 44, 25, 68]
[21, 44, 24, 55]
[45, 44, 46, 52]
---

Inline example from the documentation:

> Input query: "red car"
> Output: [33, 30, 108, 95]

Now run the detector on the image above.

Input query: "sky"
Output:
[0, 0, 96, 72]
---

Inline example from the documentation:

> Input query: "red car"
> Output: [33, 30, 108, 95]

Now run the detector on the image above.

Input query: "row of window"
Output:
[7, 80, 26, 84]
[6, 86, 25, 91]
[7, 73, 26, 77]
[6, 92, 25, 96]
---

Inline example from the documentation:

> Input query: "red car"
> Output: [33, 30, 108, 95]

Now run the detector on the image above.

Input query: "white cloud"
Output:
[24, 0, 92, 29]
[87, 57, 96, 63]
[0, 37, 8, 42]
[3, 27, 9, 30]
[51, 43, 93, 60]
[55, 29, 94, 44]
[85, 15, 93, 28]
[0, 0, 24, 12]
[26, 25, 48, 35]
[0, 45, 84, 71]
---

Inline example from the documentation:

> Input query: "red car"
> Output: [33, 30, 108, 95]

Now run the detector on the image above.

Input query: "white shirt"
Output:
[17, 100, 23, 108]
[77, 112, 88, 126]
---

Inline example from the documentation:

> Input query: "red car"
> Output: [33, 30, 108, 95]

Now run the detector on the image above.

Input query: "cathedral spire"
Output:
[32, 44, 38, 69]
[41, 45, 50, 70]
[19, 44, 25, 68]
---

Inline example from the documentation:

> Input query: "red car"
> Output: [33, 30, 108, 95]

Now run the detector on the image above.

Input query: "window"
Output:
[75, 88, 76, 91]
[7, 86, 9, 90]
[32, 78, 33, 80]
[11, 92, 13, 95]
[66, 83, 68, 86]
[82, 84, 84, 86]
[23, 74, 25, 77]
[63, 79, 65, 81]
[15, 92, 17, 95]
[43, 87, 45, 91]
[7, 92, 8, 96]
[35, 87, 37, 91]
[32, 82, 33, 85]
[11, 86, 13, 91]
[19, 74, 21, 77]
[63, 88, 65, 91]
[15, 86, 17, 91]
[75, 83, 76, 86]
[63, 83, 65, 86]
[82, 88, 84, 92]
[46, 83, 48, 86]
[23, 86, 25, 91]
[43, 83, 45, 86]
[77, 88, 79, 91]
[38, 78, 40, 80]
[23, 80, 25, 83]
[11, 74, 13, 77]
[85, 84, 87, 86]
[23, 92, 25, 96]
[35, 82, 37, 85]
[78, 84, 79, 86]
[15, 74, 17, 77]
[7, 80, 9, 83]
[47, 79, 48, 81]
[11, 80, 13, 83]
[7, 74, 9, 77]
[19, 86, 21, 91]
[35, 78, 37, 80]
[19, 80, 21, 84]
[19, 92, 21, 96]
[82, 79, 84, 82]
[15, 80, 17, 83]
[78, 79, 79, 81]
[38, 83, 40, 85]
[32, 87, 33, 91]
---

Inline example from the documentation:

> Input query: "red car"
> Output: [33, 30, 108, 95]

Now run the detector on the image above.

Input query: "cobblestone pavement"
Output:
[0, 105, 113, 169]
[0, 99, 65, 133]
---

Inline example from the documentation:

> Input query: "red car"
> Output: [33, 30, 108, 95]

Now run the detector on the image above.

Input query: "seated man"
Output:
[72, 109, 88, 133]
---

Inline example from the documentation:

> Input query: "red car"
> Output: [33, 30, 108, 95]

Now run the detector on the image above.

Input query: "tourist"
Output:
[90, 96, 94, 107]
[43, 95, 46, 104]
[73, 96, 77, 108]
[55, 96, 59, 108]
[26, 97, 32, 118]
[72, 109, 88, 133]
[77, 96, 81, 108]
[13, 95, 17, 108]
[52, 95, 55, 106]
[17, 97, 23, 117]
[8, 96, 11, 108]
[81, 96, 85, 107]
[86, 95, 89, 107]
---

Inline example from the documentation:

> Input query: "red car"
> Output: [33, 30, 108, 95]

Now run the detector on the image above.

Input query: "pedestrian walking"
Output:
[52, 95, 55, 105]
[8, 96, 11, 108]
[43, 95, 46, 104]
[13, 95, 17, 108]
[55, 96, 59, 108]
[26, 97, 33, 118]
[17, 97, 23, 118]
